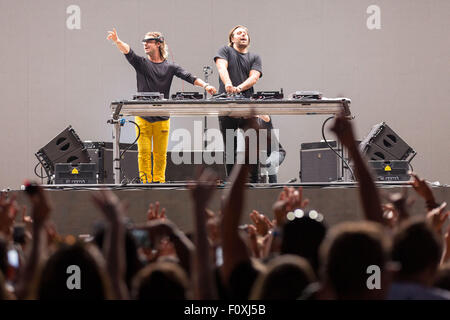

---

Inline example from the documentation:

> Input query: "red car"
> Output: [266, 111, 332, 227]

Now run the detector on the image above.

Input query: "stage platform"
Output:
[8, 182, 450, 236]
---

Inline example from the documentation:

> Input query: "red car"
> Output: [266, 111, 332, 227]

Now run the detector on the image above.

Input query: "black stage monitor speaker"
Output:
[368, 160, 410, 182]
[85, 142, 139, 184]
[54, 163, 97, 184]
[85, 144, 226, 183]
[35, 126, 90, 179]
[300, 141, 340, 182]
[360, 122, 415, 161]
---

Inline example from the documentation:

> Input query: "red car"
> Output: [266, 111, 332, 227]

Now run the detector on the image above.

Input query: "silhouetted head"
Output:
[392, 218, 443, 285]
[250, 254, 316, 300]
[37, 242, 112, 299]
[320, 221, 391, 300]
[131, 261, 189, 300]
[281, 215, 327, 272]
[228, 258, 266, 299]
[0, 237, 8, 277]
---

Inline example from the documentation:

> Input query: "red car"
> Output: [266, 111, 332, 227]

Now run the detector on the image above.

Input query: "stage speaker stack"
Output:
[359, 122, 416, 162]
[299, 141, 340, 182]
[368, 160, 410, 182]
[360, 122, 416, 181]
[84, 144, 226, 183]
[35, 126, 91, 183]
[84, 142, 139, 184]
[54, 163, 97, 184]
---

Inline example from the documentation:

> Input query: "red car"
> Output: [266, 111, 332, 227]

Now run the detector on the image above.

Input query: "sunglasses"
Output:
[142, 37, 164, 44]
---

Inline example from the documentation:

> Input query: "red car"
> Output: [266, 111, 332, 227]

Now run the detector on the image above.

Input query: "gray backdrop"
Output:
[1, 0, 449, 188]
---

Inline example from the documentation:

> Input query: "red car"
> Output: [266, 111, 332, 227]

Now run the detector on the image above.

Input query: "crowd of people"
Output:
[0, 113, 449, 300]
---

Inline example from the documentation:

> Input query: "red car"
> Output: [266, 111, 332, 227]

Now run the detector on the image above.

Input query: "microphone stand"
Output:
[203, 66, 212, 150]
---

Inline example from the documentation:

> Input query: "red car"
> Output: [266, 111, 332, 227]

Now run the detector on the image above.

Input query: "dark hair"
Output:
[250, 255, 316, 300]
[320, 222, 390, 299]
[392, 218, 443, 277]
[0, 237, 8, 277]
[0, 271, 9, 300]
[131, 261, 189, 300]
[281, 216, 327, 272]
[37, 242, 112, 300]
[228, 259, 263, 299]
[434, 263, 450, 291]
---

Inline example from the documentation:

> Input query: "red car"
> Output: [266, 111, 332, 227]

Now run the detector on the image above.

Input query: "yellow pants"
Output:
[135, 117, 170, 183]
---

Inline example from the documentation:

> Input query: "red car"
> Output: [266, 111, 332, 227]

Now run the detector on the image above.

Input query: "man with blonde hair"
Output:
[214, 25, 263, 182]
[107, 28, 216, 183]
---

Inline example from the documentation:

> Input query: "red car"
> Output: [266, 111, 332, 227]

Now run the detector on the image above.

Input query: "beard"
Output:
[235, 40, 249, 50]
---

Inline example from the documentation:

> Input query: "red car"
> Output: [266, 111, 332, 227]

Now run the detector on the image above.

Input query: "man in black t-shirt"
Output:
[214, 25, 263, 182]
[107, 28, 216, 183]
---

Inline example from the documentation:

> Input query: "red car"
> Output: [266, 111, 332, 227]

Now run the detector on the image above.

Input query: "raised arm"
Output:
[221, 162, 251, 283]
[331, 113, 384, 224]
[190, 167, 219, 299]
[220, 116, 260, 282]
[91, 189, 129, 299]
[409, 172, 440, 211]
[107, 28, 130, 54]
[15, 184, 51, 299]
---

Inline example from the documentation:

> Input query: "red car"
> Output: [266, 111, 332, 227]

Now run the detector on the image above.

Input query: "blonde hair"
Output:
[228, 25, 250, 47]
[144, 31, 169, 60]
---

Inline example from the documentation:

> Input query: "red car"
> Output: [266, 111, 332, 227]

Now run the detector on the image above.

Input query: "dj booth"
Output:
[108, 95, 352, 184]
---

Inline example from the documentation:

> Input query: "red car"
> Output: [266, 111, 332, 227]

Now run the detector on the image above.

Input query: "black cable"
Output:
[118, 120, 141, 184]
[120, 120, 140, 159]
[34, 162, 49, 179]
[321, 116, 356, 181]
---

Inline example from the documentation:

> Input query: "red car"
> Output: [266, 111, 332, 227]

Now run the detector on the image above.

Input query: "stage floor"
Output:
[9, 182, 450, 236]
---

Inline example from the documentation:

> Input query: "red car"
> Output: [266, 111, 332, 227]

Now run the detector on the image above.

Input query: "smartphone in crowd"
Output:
[13, 225, 26, 245]
[131, 229, 152, 248]
[7, 249, 19, 269]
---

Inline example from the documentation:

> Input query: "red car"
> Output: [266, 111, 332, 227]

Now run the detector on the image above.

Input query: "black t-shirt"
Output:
[214, 45, 263, 98]
[125, 49, 197, 122]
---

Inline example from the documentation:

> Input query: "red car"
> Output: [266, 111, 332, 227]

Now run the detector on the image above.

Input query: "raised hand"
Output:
[382, 203, 399, 229]
[330, 112, 356, 148]
[91, 189, 126, 224]
[409, 172, 438, 210]
[106, 28, 119, 43]
[272, 186, 309, 226]
[26, 185, 52, 228]
[426, 202, 449, 235]
[206, 209, 221, 247]
[189, 167, 218, 210]
[249, 210, 273, 237]
[443, 225, 450, 263]
[0, 193, 18, 237]
[246, 224, 260, 258]
[387, 189, 412, 223]
[146, 201, 166, 221]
